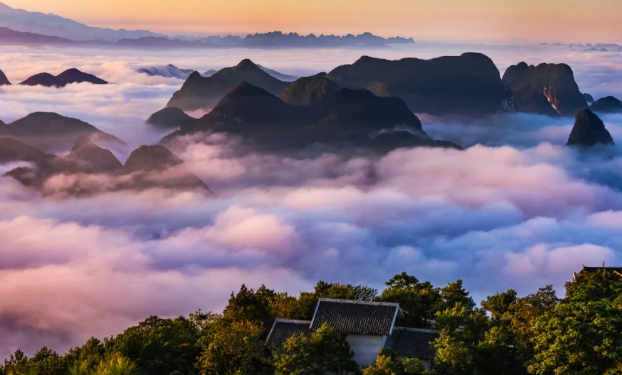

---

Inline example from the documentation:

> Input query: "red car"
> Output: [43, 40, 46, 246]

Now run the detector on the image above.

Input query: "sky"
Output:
[3, 0, 622, 43]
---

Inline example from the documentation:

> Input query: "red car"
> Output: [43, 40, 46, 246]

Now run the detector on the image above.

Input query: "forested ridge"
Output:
[3, 269, 622, 375]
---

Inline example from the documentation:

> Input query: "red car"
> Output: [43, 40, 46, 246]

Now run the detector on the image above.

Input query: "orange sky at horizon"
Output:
[3, 0, 622, 44]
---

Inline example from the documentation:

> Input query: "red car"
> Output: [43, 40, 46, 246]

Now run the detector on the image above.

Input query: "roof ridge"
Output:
[274, 319, 312, 324]
[393, 326, 441, 334]
[318, 298, 400, 307]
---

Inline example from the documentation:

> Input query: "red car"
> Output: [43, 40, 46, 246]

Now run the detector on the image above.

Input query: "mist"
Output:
[1, 43, 622, 359]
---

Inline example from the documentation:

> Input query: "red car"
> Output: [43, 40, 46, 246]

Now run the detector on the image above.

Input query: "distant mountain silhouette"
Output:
[137, 63, 298, 82]
[567, 109, 614, 147]
[502, 62, 587, 116]
[240, 31, 414, 48]
[0, 68, 10, 85]
[137, 64, 195, 79]
[583, 93, 595, 104]
[166, 59, 289, 111]
[590, 96, 622, 113]
[0, 2, 160, 41]
[0, 27, 74, 46]
[146, 107, 196, 130]
[327, 53, 512, 117]
[20, 68, 108, 87]
[164, 77, 459, 152]
[2, 112, 123, 152]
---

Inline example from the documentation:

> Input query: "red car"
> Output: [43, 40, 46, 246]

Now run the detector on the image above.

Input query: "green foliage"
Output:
[3, 270, 622, 375]
[196, 320, 272, 375]
[1, 347, 66, 375]
[273, 323, 360, 375]
[69, 353, 137, 375]
[223, 284, 277, 333]
[481, 289, 517, 320]
[377, 273, 441, 328]
[108, 316, 201, 375]
[363, 354, 426, 375]
[529, 300, 622, 374]
[565, 268, 622, 303]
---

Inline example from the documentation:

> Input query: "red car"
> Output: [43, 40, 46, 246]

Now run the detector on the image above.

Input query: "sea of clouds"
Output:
[0, 43, 621, 359]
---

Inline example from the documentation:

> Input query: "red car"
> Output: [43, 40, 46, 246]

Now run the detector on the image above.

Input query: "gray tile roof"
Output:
[266, 319, 311, 347]
[385, 327, 440, 360]
[310, 298, 400, 336]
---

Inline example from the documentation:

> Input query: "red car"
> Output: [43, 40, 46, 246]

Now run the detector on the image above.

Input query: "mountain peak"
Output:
[567, 109, 615, 147]
[281, 74, 339, 105]
[71, 135, 95, 152]
[123, 145, 183, 173]
[234, 59, 261, 71]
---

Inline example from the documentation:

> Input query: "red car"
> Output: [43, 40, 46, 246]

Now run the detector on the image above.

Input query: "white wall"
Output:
[421, 359, 432, 370]
[346, 334, 384, 367]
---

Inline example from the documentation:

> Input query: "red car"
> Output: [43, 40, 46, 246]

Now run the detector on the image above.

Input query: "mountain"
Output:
[164, 77, 459, 152]
[567, 109, 614, 147]
[166, 59, 289, 111]
[502, 62, 587, 116]
[55, 136, 124, 174]
[0, 26, 74, 46]
[20, 68, 108, 88]
[0, 67, 10, 85]
[0, 137, 53, 164]
[240, 31, 414, 48]
[583, 93, 595, 104]
[146, 107, 196, 130]
[0, 2, 159, 41]
[2, 138, 212, 195]
[3, 112, 123, 152]
[327, 53, 512, 117]
[119, 145, 213, 193]
[257, 65, 298, 81]
[138, 63, 298, 82]
[137, 64, 195, 79]
[590, 96, 622, 113]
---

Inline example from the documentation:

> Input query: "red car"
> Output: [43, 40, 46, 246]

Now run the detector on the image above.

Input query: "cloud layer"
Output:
[1, 44, 622, 359]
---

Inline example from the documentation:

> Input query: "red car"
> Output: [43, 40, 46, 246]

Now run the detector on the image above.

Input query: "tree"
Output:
[274, 323, 360, 375]
[438, 280, 476, 311]
[69, 353, 137, 375]
[222, 284, 276, 334]
[481, 289, 518, 321]
[529, 300, 622, 375]
[565, 268, 622, 303]
[109, 316, 201, 375]
[363, 354, 425, 375]
[196, 321, 272, 375]
[377, 273, 441, 328]
[1, 347, 66, 375]
[433, 333, 474, 375]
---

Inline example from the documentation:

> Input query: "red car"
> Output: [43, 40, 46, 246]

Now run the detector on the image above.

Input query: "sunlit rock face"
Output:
[503, 62, 587, 116]
[567, 109, 615, 147]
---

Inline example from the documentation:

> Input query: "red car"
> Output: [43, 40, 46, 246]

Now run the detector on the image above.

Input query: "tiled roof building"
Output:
[266, 298, 439, 369]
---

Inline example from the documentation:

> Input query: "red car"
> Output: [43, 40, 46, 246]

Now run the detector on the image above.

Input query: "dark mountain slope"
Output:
[502, 62, 587, 116]
[20, 68, 108, 87]
[0, 68, 10, 85]
[590, 96, 622, 113]
[567, 109, 615, 147]
[165, 78, 458, 152]
[146, 107, 196, 130]
[327, 53, 512, 117]
[166, 59, 289, 111]
[5, 112, 123, 151]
